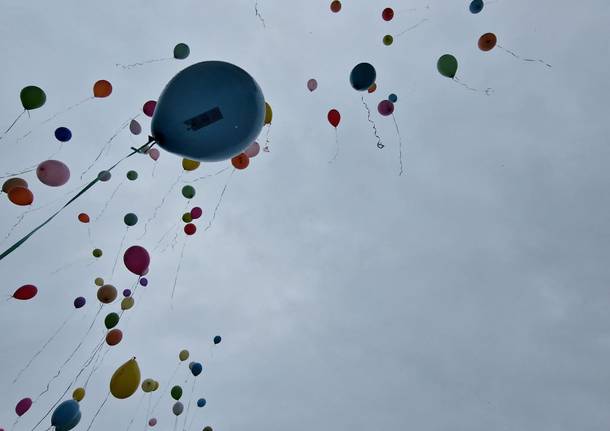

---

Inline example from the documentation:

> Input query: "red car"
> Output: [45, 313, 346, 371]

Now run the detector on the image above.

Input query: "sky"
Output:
[1, 0, 610, 430]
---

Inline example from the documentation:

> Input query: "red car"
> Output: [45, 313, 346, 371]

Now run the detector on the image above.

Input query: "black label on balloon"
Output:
[184, 107, 223, 131]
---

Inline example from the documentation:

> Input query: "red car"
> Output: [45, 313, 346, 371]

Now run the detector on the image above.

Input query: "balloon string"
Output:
[1, 109, 26, 139]
[182, 378, 197, 431]
[0, 165, 37, 180]
[204, 168, 235, 232]
[263, 124, 272, 152]
[83, 343, 108, 389]
[144, 395, 152, 431]
[115, 58, 172, 69]
[453, 77, 494, 96]
[171, 240, 188, 305]
[13, 313, 74, 384]
[154, 201, 190, 252]
[361, 96, 384, 149]
[254, 2, 267, 27]
[328, 127, 339, 164]
[396, 4, 431, 14]
[497, 45, 552, 68]
[85, 392, 110, 431]
[95, 181, 124, 222]
[41, 97, 92, 126]
[139, 172, 183, 240]
[391, 114, 405, 176]
[188, 166, 230, 183]
[112, 227, 129, 278]
[395, 18, 429, 37]
[126, 393, 145, 431]
[151, 362, 180, 414]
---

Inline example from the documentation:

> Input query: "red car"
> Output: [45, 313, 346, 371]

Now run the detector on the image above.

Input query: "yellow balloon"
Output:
[141, 378, 156, 393]
[121, 297, 135, 311]
[110, 358, 141, 399]
[264, 102, 272, 125]
[94, 277, 104, 286]
[72, 387, 85, 402]
[178, 350, 189, 361]
[152, 381, 160, 391]
[182, 159, 201, 171]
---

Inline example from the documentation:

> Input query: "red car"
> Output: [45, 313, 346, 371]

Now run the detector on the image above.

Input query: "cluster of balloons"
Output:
[2, 177, 33, 206]
[182, 206, 203, 236]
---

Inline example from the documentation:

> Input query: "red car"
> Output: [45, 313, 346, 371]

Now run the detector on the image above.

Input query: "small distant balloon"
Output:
[377, 100, 395, 116]
[123, 289, 131, 297]
[383, 35, 393, 46]
[368, 83, 377, 93]
[93, 80, 112, 98]
[184, 223, 197, 236]
[77, 213, 90, 223]
[179, 350, 190, 361]
[478, 32, 497, 51]
[382, 7, 394, 21]
[307, 79, 318, 92]
[124, 213, 138, 226]
[92, 248, 103, 258]
[148, 419, 157, 427]
[330, 0, 341, 13]
[94, 277, 104, 286]
[327, 109, 341, 128]
[129, 120, 142, 135]
[8, 187, 33, 206]
[148, 148, 160, 161]
[13, 285, 37, 300]
[143, 100, 157, 117]
[104, 312, 120, 329]
[182, 159, 200, 171]
[388, 93, 398, 103]
[54, 127, 72, 142]
[174, 43, 190, 60]
[126, 170, 138, 181]
[105, 328, 123, 346]
[182, 185, 196, 199]
[191, 362, 203, 376]
[231, 153, 249, 170]
[140, 277, 148, 287]
[15, 398, 33, 416]
[213, 335, 222, 345]
[97, 284, 118, 304]
[197, 398, 207, 408]
[72, 388, 85, 402]
[172, 401, 184, 416]
[171, 386, 183, 401]
[470, 0, 484, 14]
[121, 297, 134, 310]
[244, 141, 260, 158]
[350, 63, 376, 91]
[190, 207, 203, 219]
[20, 86, 46, 110]
[182, 212, 192, 223]
[37, 160, 70, 187]
[97, 170, 111, 182]
[437, 54, 458, 78]
[73, 297, 86, 309]
[264, 102, 273, 125]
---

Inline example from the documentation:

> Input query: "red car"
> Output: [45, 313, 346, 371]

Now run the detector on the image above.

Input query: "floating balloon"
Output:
[478, 32, 497, 51]
[213, 335, 221, 344]
[151, 61, 266, 162]
[97, 285, 117, 304]
[148, 148, 160, 161]
[197, 398, 207, 408]
[51, 400, 80, 431]
[110, 358, 141, 399]
[383, 35, 393, 46]
[8, 187, 33, 206]
[382, 7, 394, 21]
[123, 289, 131, 297]
[121, 297, 134, 310]
[94, 277, 104, 286]
[191, 362, 203, 376]
[93, 80, 112, 98]
[389, 93, 398, 103]
[124, 213, 138, 226]
[97, 170, 111, 182]
[174, 43, 190, 60]
[73, 297, 86, 309]
[203, 427, 212, 431]
[129, 120, 142, 135]
[231, 153, 249, 170]
[171, 385, 183, 401]
[77, 213, 90, 223]
[123, 245, 150, 276]
[93, 246, 104, 256]
[37, 160, 70, 187]
[142, 379, 156, 393]
[15, 398, 32, 416]
[106, 329, 123, 346]
[172, 401, 184, 416]
[2, 178, 28, 194]
[72, 388, 85, 402]
[182, 213, 193, 223]
[307, 79, 318, 92]
[350, 63, 376, 91]
[182, 159, 200, 171]
[179, 350, 189, 361]
[143, 100, 157, 117]
[105, 312, 120, 329]
[264, 102, 273, 125]
[20, 86, 46, 110]
[470, 0, 484, 14]
[330, 0, 341, 12]
[377, 100, 395, 116]
[54, 127, 72, 142]
[148, 419, 157, 427]
[182, 185, 195, 199]
[13, 285, 37, 300]
[126, 170, 138, 181]
[327, 109, 341, 128]
[244, 141, 260, 158]
[368, 83, 377, 93]
[184, 223, 197, 236]
[140, 277, 148, 287]
[437, 54, 458, 78]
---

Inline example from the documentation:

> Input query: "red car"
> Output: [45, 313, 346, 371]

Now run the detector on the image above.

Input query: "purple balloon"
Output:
[377, 100, 395, 117]
[244, 142, 260, 158]
[36, 160, 70, 187]
[15, 398, 32, 416]
[307, 79, 318, 92]
[123, 289, 132, 297]
[139, 277, 148, 287]
[190, 207, 203, 220]
[73, 296, 86, 309]
[129, 119, 142, 135]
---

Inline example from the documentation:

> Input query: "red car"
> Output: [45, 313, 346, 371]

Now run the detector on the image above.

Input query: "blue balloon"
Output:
[54, 127, 72, 142]
[349, 63, 376, 91]
[151, 61, 266, 162]
[469, 0, 484, 14]
[213, 335, 221, 345]
[388, 93, 398, 103]
[51, 400, 80, 430]
[197, 398, 206, 407]
[56, 410, 81, 431]
[191, 362, 203, 376]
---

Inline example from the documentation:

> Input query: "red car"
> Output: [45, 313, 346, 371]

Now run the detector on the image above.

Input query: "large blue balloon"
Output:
[191, 362, 203, 377]
[197, 398, 207, 407]
[51, 400, 80, 430]
[56, 410, 81, 431]
[151, 61, 266, 162]
[469, 0, 484, 14]
[349, 63, 376, 91]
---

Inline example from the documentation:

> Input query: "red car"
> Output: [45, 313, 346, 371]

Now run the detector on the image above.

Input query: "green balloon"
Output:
[182, 213, 192, 223]
[437, 54, 458, 78]
[173, 43, 190, 60]
[104, 312, 120, 329]
[92, 248, 103, 258]
[127, 170, 138, 181]
[181, 185, 195, 199]
[124, 213, 138, 226]
[20, 86, 46, 110]
[171, 385, 183, 400]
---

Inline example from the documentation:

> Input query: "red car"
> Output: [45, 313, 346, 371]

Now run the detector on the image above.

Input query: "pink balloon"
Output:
[148, 148, 160, 161]
[123, 245, 150, 276]
[15, 398, 32, 416]
[244, 142, 260, 158]
[143, 100, 157, 117]
[36, 160, 70, 187]
[377, 100, 395, 117]
[130, 119, 142, 135]
[190, 207, 203, 219]
[148, 418, 157, 427]
[307, 79, 318, 92]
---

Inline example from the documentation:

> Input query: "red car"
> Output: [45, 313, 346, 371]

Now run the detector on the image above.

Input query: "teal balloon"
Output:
[56, 411, 81, 431]
[349, 63, 376, 91]
[124, 213, 138, 226]
[51, 400, 80, 431]
[437, 54, 458, 78]
[151, 61, 265, 162]
[388, 93, 398, 103]
[173, 43, 190, 60]
[181, 185, 195, 199]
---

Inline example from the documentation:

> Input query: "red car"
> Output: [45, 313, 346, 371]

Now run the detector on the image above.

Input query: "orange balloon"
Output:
[78, 213, 90, 223]
[478, 33, 497, 52]
[2, 178, 28, 194]
[231, 153, 250, 170]
[8, 187, 33, 206]
[106, 329, 123, 346]
[93, 80, 113, 98]
[367, 83, 377, 93]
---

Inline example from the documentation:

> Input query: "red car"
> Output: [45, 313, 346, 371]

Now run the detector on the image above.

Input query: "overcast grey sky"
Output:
[1, 0, 610, 430]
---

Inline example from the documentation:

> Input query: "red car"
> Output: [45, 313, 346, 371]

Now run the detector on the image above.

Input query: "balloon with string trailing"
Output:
[20, 86, 46, 110]
[121, 297, 134, 310]
[327, 109, 340, 128]
[172, 401, 184, 416]
[478, 33, 497, 51]
[382, 7, 394, 21]
[148, 148, 160, 161]
[470, 0, 484, 14]
[72, 387, 85, 402]
[12, 285, 37, 301]
[437, 54, 458, 78]
[95, 277, 104, 286]
[171, 385, 183, 401]
[7, 186, 33, 206]
[110, 358, 141, 399]
[182, 159, 200, 171]
[126, 170, 138, 181]
[129, 120, 142, 135]
[307, 79, 318, 92]
[77, 213, 90, 223]
[15, 398, 32, 416]
[388, 93, 398, 103]
[97, 284, 117, 304]
[179, 349, 190, 361]
[197, 398, 207, 407]
[184, 223, 197, 236]
[54, 127, 72, 142]
[377, 100, 395, 116]
[98, 170, 111, 182]
[124, 213, 138, 227]
[123, 245, 150, 276]
[37, 160, 70, 187]
[92, 248, 103, 258]
[51, 399, 81, 431]
[383, 35, 393, 46]
[182, 185, 196, 199]
[191, 362, 203, 376]
[93, 80, 113, 98]
[106, 328, 123, 346]
[213, 335, 222, 345]
[173, 43, 190, 60]
[73, 297, 86, 309]
[190, 207, 203, 219]
[350, 63, 376, 91]
[105, 312, 120, 329]
[143, 100, 157, 118]
[148, 418, 157, 427]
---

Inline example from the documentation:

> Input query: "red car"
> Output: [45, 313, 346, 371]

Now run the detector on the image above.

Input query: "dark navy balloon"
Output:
[349, 63, 376, 91]
[469, 0, 484, 14]
[151, 61, 266, 162]
[191, 362, 203, 376]
[51, 400, 80, 431]
[197, 398, 206, 407]
[140, 277, 148, 287]
[56, 410, 81, 431]
[73, 297, 86, 309]
[213, 335, 221, 345]
[54, 127, 72, 142]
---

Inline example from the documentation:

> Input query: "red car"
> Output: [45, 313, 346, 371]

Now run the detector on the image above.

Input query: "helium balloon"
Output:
[77, 213, 90, 223]
[389, 93, 398, 103]
[191, 362, 203, 376]
[73, 297, 86, 309]
[123, 245, 150, 276]
[56, 410, 81, 431]
[148, 419, 157, 427]
[188, 361, 195, 370]
[470, 0, 484, 14]
[330, 0, 341, 12]
[124, 213, 138, 226]
[20, 86, 46, 110]
[54, 127, 72, 142]
[152, 381, 159, 391]
[172, 401, 184, 416]
[182, 185, 195, 199]
[51, 400, 80, 431]
[129, 120, 142, 135]
[174, 43, 190, 60]
[307, 79, 318, 92]
[478, 32, 497, 51]
[121, 297, 134, 310]
[148, 148, 160, 161]
[171, 385, 183, 400]
[327, 109, 341, 128]
[182, 212, 193, 223]
[8, 187, 33, 206]
[141, 379, 155, 393]
[190, 207, 203, 219]
[126, 170, 138, 181]
[350, 63, 376, 91]
[382, 7, 394, 21]
[197, 398, 206, 408]
[93, 80, 112, 98]
[213, 335, 221, 344]
[123, 289, 131, 297]
[72, 388, 85, 402]
[13, 285, 37, 300]
[437, 54, 458, 78]
[182, 159, 200, 171]
[184, 223, 196, 235]
[383, 35, 393, 46]
[37, 160, 70, 187]
[106, 329, 123, 346]
[97, 285, 117, 304]
[110, 358, 141, 399]
[151, 61, 266, 162]
[94, 277, 104, 286]
[97, 170, 111, 182]
[203, 427, 213, 431]
[15, 398, 32, 416]
[104, 312, 120, 329]
[143, 100, 157, 118]
[367, 83, 377, 93]
[264, 102, 273, 125]
[2, 177, 28, 194]
[231, 153, 249, 170]
[244, 141, 260, 158]
[140, 277, 148, 286]
[377, 100, 395, 116]
[179, 350, 189, 361]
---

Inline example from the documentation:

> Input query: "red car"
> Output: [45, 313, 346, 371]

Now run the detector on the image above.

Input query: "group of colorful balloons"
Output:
[182, 206, 203, 236]
[2, 177, 33, 206]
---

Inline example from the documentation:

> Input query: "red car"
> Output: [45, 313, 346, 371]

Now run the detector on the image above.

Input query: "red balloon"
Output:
[330, 0, 341, 13]
[15, 398, 32, 416]
[327, 109, 341, 128]
[231, 153, 250, 170]
[184, 223, 197, 236]
[190, 207, 203, 219]
[123, 245, 150, 276]
[377, 100, 395, 116]
[382, 7, 394, 21]
[13, 285, 37, 300]
[143, 100, 157, 117]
